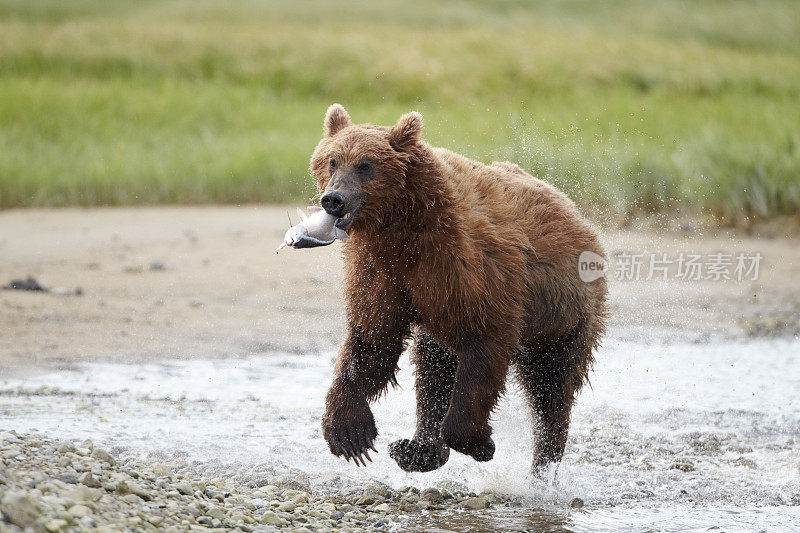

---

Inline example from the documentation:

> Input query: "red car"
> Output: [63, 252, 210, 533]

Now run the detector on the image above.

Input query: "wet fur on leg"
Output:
[515, 321, 598, 470]
[389, 330, 456, 472]
[441, 333, 510, 462]
[322, 330, 407, 465]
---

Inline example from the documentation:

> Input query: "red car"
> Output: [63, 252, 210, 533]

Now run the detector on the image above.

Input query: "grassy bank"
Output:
[1, 0, 799, 223]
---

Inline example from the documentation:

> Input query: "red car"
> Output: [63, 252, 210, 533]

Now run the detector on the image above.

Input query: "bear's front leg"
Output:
[322, 331, 405, 465]
[440, 336, 510, 462]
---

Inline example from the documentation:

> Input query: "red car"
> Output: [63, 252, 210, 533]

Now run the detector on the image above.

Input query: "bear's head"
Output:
[309, 104, 423, 234]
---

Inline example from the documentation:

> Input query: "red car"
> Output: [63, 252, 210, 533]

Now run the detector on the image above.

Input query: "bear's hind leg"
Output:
[389, 331, 456, 472]
[517, 325, 593, 473]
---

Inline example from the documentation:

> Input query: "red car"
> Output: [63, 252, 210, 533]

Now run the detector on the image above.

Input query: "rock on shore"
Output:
[0, 430, 498, 532]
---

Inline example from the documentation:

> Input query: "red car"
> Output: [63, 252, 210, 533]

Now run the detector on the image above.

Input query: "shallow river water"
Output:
[2, 334, 799, 532]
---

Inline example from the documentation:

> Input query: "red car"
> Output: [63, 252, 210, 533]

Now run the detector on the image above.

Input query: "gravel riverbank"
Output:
[0, 430, 509, 533]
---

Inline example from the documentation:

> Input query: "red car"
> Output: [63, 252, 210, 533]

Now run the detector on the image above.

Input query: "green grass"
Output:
[1, 0, 799, 225]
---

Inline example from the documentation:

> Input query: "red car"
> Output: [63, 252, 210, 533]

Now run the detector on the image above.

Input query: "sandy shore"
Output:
[1, 206, 799, 377]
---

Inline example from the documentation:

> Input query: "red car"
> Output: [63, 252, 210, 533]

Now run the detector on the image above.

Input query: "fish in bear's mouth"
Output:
[334, 207, 360, 232]
[275, 206, 357, 252]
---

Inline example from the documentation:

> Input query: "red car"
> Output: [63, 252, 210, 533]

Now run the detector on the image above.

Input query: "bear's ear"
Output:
[324, 103, 351, 136]
[389, 111, 423, 152]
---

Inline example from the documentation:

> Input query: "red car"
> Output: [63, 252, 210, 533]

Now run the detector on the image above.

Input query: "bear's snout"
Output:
[321, 191, 347, 217]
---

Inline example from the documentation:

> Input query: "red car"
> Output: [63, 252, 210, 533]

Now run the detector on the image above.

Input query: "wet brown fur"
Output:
[315, 104, 607, 471]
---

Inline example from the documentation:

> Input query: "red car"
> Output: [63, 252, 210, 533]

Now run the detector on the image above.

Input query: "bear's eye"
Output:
[356, 162, 371, 174]
[328, 158, 337, 170]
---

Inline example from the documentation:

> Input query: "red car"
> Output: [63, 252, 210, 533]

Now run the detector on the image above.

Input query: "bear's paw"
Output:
[440, 416, 496, 462]
[388, 438, 450, 472]
[321, 395, 378, 466]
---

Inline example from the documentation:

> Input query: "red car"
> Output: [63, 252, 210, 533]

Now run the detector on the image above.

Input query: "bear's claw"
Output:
[321, 398, 378, 467]
[388, 438, 450, 472]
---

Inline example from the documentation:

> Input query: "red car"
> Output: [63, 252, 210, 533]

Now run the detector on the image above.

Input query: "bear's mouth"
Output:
[334, 204, 362, 231]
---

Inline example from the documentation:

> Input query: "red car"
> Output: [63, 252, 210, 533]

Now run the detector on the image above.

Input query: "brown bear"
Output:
[312, 104, 607, 473]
